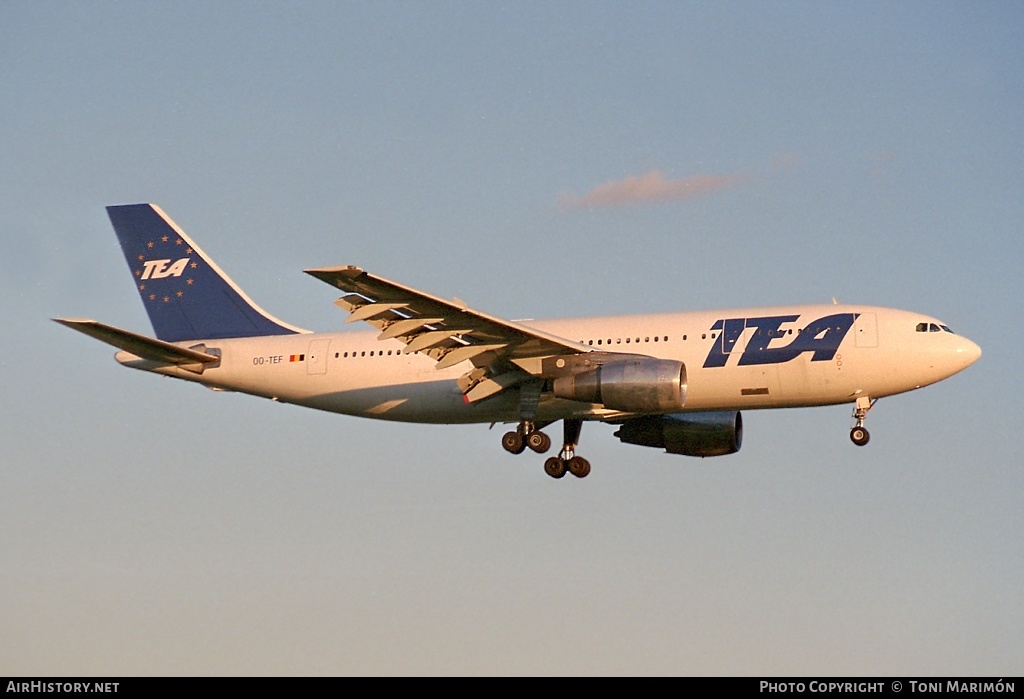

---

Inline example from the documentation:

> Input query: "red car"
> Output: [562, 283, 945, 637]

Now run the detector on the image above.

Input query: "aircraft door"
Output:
[854, 313, 878, 348]
[307, 338, 330, 375]
[718, 318, 747, 357]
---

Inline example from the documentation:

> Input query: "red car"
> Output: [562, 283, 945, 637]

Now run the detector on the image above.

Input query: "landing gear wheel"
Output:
[850, 426, 870, 446]
[527, 431, 551, 454]
[544, 457, 567, 479]
[567, 456, 591, 479]
[502, 431, 526, 455]
[849, 396, 876, 448]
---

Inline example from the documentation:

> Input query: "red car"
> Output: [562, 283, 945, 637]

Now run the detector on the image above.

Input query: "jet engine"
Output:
[613, 411, 743, 457]
[552, 358, 686, 413]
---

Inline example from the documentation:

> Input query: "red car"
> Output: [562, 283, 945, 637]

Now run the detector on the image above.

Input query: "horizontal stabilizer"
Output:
[53, 318, 221, 369]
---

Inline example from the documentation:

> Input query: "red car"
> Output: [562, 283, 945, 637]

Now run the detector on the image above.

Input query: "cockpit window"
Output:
[917, 321, 956, 334]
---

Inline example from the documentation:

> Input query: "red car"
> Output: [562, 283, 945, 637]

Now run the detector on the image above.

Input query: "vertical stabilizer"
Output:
[107, 204, 306, 341]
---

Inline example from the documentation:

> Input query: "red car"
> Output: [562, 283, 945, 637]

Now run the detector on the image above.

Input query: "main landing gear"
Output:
[850, 396, 876, 446]
[503, 418, 590, 479]
[543, 418, 590, 479]
[501, 421, 551, 455]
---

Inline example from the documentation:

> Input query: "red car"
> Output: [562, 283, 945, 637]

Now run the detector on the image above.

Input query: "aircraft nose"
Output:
[956, 337, 982, 368]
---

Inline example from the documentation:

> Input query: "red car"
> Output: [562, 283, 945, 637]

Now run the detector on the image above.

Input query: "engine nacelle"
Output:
[614, 411, 743, 457]
[552, 358, 687, 413]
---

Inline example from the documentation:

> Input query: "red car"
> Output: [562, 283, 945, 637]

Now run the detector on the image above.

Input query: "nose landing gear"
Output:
[850, 396, 876, 446]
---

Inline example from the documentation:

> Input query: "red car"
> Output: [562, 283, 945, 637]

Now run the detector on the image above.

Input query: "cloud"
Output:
[559, 169, 746, 210]
[771, 153, 802, 171]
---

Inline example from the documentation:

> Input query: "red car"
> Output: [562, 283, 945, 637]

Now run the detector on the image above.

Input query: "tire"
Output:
[544, 457, 567, 479]
[502, 431, 526, 454]
[850, 426, 870, 446]
[567, 456, 591, 478]
[527, 431, 551, 454]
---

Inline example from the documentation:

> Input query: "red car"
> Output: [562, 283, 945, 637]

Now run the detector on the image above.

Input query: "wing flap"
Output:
[404, 329, 471, 354]
[344, 301, 409, 323]
[377, 317, 446, 341]
[435, 343, 508, 371]
[463, 371, 528, 403]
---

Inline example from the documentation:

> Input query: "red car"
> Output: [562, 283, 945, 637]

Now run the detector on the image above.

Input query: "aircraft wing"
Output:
[305, 265, 591, 402]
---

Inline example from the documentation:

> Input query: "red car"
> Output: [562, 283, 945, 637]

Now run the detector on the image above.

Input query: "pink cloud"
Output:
[560, 169, 746, 210]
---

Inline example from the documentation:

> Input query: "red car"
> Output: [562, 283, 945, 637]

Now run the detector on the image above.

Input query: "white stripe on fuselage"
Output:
[120, 304, 979, 424]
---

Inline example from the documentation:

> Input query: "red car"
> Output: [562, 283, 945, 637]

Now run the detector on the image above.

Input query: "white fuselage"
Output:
[116, 304, 981, 425]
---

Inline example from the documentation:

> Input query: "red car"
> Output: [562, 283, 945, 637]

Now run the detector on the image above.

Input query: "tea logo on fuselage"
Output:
[703, 312, 859, 368]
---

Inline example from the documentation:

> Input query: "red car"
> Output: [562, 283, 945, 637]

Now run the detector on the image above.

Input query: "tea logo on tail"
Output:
[131, 236, 200, 305]
[140, 258, 191, 280]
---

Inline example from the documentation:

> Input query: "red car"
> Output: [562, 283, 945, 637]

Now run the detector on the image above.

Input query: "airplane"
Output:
[55, 204, 982, 479]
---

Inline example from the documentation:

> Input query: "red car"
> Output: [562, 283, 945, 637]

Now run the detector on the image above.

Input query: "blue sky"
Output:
[2, 1, 1022, 675]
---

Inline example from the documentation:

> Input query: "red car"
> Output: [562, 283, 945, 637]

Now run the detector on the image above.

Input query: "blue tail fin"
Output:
[108, 204, 305, 342]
